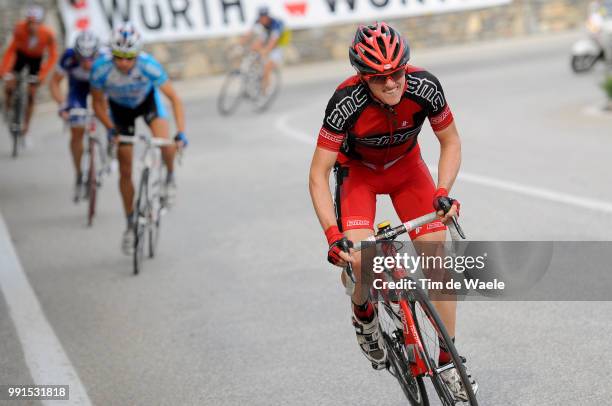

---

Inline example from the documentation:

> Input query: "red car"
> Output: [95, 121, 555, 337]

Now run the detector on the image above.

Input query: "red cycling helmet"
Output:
[349, 22, 410, 75]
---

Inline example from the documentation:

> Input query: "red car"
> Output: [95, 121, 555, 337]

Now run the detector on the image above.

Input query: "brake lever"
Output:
[450, 216, 466, 239]
[437, 197, 466, 240]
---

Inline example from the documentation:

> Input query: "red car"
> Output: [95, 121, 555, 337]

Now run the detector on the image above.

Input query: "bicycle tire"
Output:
[133, 168, 149, 275]
[87, 139, 97, 227]
[217, 70, 244, 116]
[253, 68, 281, 113]
[10, 85, 23, 159]
[410, 286, 478, 405]
[381, 328, 429, 406]
[11, 130, 19, 158]
[148, 166, 163, 258]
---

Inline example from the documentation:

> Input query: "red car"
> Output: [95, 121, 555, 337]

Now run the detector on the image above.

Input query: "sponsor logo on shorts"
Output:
[346, 219, 370, 227]
[427, 221, 444, 230]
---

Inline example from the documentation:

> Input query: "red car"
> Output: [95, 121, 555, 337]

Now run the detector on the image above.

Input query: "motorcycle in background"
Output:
[571, 1, 612, 73]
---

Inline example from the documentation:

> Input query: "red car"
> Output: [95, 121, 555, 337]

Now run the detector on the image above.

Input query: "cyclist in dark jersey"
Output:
[309, 22, 477, 401]
[49, 31, 102, 202]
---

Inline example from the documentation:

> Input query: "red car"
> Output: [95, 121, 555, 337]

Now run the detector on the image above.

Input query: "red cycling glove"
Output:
[433, 187, 461, 216]
[325, 225, 353, 266]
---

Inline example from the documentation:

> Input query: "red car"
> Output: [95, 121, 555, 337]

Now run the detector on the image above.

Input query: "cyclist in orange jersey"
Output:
[1, 5, 58, 138]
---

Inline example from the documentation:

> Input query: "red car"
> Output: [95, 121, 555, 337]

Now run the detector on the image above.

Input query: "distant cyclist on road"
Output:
[90, 23, 187, 255]
[49, 31, 102, 202]
[241, 6, 290, 93]
[308, 22, 477, 401]
[1, 5, 58, 139]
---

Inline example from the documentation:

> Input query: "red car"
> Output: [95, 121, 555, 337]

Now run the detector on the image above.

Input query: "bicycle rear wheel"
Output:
[378, 304, 428, 406]
[410, 287, 478, 405]
[217, 70, 244, 116]
[133, 168, 149, 275]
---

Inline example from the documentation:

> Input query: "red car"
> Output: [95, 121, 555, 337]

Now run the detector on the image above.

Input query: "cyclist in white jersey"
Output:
[90, 23, 187, 255]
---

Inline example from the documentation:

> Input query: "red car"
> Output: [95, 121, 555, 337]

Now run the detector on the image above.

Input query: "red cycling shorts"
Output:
[334, 144, 446, 239]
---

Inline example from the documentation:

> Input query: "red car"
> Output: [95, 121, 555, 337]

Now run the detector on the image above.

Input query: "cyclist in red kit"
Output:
[1, 5, 58, 137]
[308, 22, 477, 401]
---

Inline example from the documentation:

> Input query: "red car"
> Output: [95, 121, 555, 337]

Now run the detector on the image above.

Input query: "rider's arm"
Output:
[310, 146, 353, 266]
[48, 71, 64, 105]
[0, 37, 17, 77]
[158, 81, 185, 134]
[91, 88, 114, 130]
[263, 33, 280, 54]
[309, 147, 340, 231]
[434, 121, 461, 192]
[39, 30, 58, 83]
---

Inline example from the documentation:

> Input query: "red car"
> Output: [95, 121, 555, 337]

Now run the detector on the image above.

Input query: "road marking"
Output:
[0, 212, 92, 406]
[275, 109, 612, 214]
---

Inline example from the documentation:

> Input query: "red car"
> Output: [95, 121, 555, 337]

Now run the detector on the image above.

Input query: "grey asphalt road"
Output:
[1, 31, 612, 406]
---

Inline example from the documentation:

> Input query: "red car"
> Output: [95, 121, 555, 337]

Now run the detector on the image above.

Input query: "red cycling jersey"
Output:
[318, 65, 454, 237]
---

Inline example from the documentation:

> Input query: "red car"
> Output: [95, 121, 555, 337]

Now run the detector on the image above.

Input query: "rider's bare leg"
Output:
[22, 82, 39, 135]
[70, 126, 85, 179]
[148, 117, 175, 174]
[413, 229, 457, 337]
[3, 76, 16, 116]
[342, 228, 375, 306]
[117, 144, 134, 217]
[262, 59, 276, 94]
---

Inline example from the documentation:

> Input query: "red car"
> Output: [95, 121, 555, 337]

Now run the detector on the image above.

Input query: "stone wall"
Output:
[1, 0, 593, 80]
[148, 0, 592, 79]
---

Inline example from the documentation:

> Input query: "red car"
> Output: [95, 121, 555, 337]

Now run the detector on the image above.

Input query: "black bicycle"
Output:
[5, 71, 32, 158]
[217, 46, 281, 115]
[345, 212, 478, 405]
[118, 134, 176, 275]
[68, 108, 111, 226]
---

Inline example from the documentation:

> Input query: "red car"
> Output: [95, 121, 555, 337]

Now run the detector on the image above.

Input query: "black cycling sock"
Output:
[352, 301, 374, 323]
[126, 213, 134, 229]
[439, 336, 455, 365]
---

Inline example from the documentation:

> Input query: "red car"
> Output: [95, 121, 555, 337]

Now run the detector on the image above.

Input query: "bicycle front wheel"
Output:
[148, 167, 164, 258]
[87, 140, 97, 226]
[411, 287, 479, 405]
[378, 303, 428, 406]
[217, 70, 244, 116]
[10, 91, 23, 158]
[133, 168, 149, 275]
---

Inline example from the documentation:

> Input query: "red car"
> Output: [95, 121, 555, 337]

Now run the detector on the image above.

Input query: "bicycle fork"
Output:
[399, 300, 432, 378]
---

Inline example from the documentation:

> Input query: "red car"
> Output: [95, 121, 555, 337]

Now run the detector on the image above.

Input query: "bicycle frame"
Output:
[346, 211, 464, 378]
[69, 108, 108, 224]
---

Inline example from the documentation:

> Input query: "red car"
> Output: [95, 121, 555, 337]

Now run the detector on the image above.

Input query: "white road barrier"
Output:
[59, 0, 510, 44]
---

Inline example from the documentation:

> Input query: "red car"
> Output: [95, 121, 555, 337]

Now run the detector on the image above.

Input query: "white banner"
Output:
[60, 0, 512, 44]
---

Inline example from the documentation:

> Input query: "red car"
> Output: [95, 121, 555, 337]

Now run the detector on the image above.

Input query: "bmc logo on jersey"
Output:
[358, 127, 421, 148]
[407, 75, 445, 112]
[326, 85, 368, 131]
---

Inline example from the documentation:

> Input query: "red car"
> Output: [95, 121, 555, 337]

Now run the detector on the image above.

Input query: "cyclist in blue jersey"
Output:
[241, 6, 289, 93]
[49, 31, 101, 202]
[90, 23, 187, 255]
